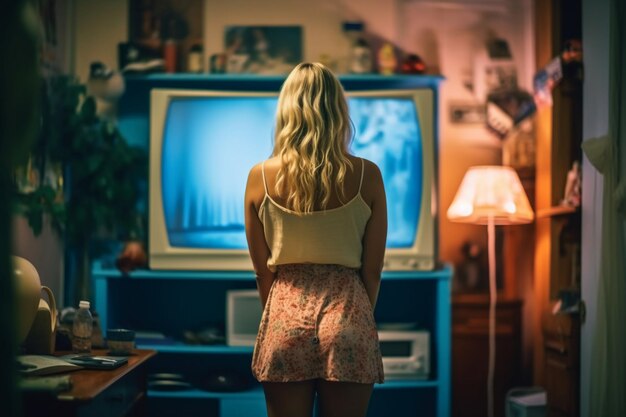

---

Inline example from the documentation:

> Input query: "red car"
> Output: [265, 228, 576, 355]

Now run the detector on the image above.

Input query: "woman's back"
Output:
[260, 154, 369, 211]
[257, 155, 373, 271]
[244, 62, 387, 417]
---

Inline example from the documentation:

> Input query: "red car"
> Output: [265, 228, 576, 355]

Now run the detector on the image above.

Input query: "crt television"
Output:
[149, 88, 436, 271]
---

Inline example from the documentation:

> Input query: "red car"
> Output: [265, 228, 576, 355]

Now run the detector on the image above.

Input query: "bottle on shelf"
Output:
[342, 21, 367, 73]
[72, 300, 93, 353]
[187, 43, 203, 73]
[164, 39, 177, 73]
[350, 38, 373, 74]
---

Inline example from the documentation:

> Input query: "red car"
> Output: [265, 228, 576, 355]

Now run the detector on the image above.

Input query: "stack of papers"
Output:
[17, 355, 82, 376]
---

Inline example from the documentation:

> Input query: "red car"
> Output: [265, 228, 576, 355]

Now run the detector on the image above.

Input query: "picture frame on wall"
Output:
[223, 25, 303, 74]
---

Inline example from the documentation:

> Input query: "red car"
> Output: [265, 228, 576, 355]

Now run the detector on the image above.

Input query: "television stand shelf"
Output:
[92, 261, 451, 417]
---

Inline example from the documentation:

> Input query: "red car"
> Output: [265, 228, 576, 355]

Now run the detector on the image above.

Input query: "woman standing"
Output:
[244, 62, 387, 417]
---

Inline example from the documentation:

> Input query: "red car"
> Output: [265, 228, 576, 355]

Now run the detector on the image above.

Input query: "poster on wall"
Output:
[223, 26, 303, 74]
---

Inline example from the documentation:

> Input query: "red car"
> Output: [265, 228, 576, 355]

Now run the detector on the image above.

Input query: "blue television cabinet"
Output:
[94, 73, 450, 417]
[93, 262, 451, 417]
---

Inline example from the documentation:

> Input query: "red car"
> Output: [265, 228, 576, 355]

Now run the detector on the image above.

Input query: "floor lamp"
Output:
[447, 166, 534, 417]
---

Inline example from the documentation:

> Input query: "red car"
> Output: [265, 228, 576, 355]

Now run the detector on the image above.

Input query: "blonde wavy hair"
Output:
[273, 62, 353, 214]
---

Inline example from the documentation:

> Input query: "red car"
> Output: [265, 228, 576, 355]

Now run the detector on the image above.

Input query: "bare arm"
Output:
[360, 161, 387, 309]
[244, 164, 275, 308]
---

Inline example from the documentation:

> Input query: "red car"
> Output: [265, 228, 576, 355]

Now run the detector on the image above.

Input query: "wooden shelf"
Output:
[137, 344, 254, 354]
[148, 379, 440, 400]
[536, 205, 578, 218]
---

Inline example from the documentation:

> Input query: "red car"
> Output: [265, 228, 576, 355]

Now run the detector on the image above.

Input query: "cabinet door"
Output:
[452, 297, 523, 417]
[221, 398, 267, 417]
[543, 315, 580, 417]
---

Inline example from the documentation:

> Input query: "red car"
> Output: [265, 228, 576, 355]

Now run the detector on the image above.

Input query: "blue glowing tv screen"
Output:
[159, 95, 423, 251]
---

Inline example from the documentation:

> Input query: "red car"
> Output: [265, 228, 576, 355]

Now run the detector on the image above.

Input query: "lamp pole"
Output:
[447, 165, 534, 417]
[487, 214, 497, 417]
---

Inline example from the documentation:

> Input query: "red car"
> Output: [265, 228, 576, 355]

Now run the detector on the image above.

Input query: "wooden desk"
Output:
[22, 349, 156, 417]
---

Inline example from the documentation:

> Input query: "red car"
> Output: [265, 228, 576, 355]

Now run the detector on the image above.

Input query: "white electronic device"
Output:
[378, 328, 430, 380]
[226, 289, 263, 347]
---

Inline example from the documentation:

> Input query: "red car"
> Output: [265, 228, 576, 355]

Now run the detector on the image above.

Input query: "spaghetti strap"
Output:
[358, 158, 365, 193]
[261, 161, 269, 194]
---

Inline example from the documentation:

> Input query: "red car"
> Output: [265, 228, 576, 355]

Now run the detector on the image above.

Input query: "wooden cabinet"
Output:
[534, 1, 582, 416]
[543, 312, 580, 417]
[452, 295, 523, 417]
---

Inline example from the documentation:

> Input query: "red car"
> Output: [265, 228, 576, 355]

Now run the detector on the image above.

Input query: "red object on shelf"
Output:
[401, 54, 427, 75]
[164, 40, 177, 73]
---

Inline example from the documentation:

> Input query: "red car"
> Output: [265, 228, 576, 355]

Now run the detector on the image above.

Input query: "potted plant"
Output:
[15, 75, 146, 305]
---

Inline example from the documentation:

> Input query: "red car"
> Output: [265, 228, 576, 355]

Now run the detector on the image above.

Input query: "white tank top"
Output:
[258, 159, 371, 272]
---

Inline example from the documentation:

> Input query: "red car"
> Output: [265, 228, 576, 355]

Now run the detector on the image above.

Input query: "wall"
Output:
[204, 0, 395, 73]
[73, 0, 396, 79]
[580, 0, 610, 415]
[72, 0, 533, 264]
[63, 0, 535, 314]
[399, 1, 535, 381]
[398, 0, 534, 267]
[11, 217, 65, 308]
[12, 1, 128, 307]
[11, 0, 77, 306]
[73, 0, 128, 81]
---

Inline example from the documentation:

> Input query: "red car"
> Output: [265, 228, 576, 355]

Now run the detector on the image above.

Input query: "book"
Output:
[17, 355, 83, 376]
[60, 354, 128, 370]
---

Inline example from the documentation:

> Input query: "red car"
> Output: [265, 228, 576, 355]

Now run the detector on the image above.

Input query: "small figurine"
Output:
[457, 241, 485, 292]
[401, 54, 426, 74]
[210, 53, 227, 74]
[116, 240, 147, 274]
[561, 160, 581, 207]
[377, 43, 397, 75]
[87, 62, 125, 122]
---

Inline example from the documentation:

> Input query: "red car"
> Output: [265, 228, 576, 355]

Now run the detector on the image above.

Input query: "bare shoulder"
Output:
[263, 156, 281, 168]
[360, 158, 383, 184]
[345, 155, 378, 176]
[246, 160, 269, 209]
[247, 161, 263, 185]
[357, 158, 384, 204]
[255, 156, 280, 179]
[248, 156, 278, 179]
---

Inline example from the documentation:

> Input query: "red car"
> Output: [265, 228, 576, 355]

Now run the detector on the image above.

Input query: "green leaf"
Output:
[79, 96, 97, 121]
[27, 207, 43, 236]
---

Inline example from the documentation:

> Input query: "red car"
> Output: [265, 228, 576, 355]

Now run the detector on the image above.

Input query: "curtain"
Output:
[582, 0, 626, 414]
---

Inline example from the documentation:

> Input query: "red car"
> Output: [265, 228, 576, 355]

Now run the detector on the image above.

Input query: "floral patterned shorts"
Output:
[251, 263, 384, 384]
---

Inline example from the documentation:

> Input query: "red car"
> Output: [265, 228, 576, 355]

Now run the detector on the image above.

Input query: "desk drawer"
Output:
[75, 369, 143, 417]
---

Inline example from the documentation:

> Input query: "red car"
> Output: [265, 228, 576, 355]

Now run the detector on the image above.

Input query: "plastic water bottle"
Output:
[72, 300, 93, 353]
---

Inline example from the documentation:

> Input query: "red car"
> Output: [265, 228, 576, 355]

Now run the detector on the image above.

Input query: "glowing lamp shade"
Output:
[447, 166, 534, 225]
